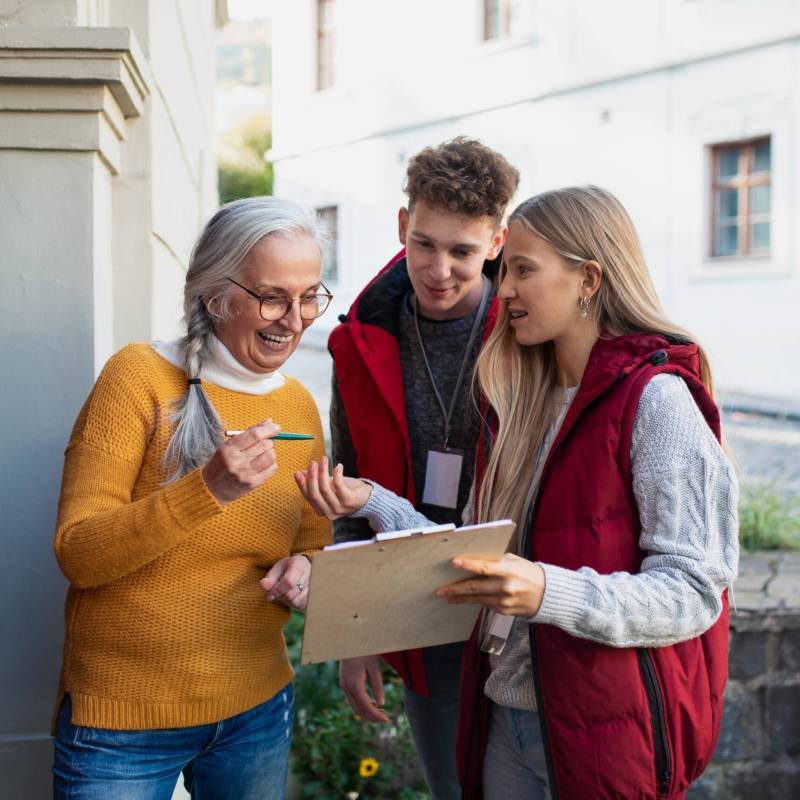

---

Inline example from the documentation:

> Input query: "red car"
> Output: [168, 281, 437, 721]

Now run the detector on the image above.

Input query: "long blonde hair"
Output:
[475, 185, 713, 525]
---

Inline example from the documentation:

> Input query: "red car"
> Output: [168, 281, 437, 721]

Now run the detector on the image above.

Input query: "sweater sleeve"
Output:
[354, 482, 434, 532]
[54, 348, 223, 589]
[534, 374, 739, 648]
[330, 366, 376, 542]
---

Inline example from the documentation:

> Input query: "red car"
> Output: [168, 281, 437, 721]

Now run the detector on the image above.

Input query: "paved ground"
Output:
[286, 341, 800, 497]
[723, 409, 800, 494]
[734, 551, 800, 611]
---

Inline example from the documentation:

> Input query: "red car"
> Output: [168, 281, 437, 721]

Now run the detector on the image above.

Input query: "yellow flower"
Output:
[359, 757, 379, 778]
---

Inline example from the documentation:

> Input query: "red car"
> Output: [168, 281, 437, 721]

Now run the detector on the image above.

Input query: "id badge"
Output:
[480, 611, 514, 655]
[421, 448, 463, 509]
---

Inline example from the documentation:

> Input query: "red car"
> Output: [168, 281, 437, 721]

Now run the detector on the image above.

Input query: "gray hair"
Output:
[164, 196, 325, 483]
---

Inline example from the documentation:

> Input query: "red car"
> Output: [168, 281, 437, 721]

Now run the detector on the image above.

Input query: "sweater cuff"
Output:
[162, 468, 223, 531]
[533, 563, 589, 628]
[352, 481, 400, 532]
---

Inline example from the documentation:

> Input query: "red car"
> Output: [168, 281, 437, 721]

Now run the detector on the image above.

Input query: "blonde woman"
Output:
[297, 186, 738, 800]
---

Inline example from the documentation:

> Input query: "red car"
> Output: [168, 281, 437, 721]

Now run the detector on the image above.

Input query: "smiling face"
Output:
[499, 221, 589, 347]
[214, 233, 322, 374]
[399, 200, 505, 320]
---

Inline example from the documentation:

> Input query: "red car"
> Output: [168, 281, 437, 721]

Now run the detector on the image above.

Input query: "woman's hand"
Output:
[202, 420, 280, 505]
[436, 553, 546, 617]
[260, 554, 311, 610]
[294, 457, 372, 520]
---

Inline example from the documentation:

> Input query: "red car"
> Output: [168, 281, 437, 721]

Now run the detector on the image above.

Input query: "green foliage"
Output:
[738, 484, 800, 551]
[218, 161, 272, 203]
[285, 612, 429, 799]
[218, 122, 273, 203]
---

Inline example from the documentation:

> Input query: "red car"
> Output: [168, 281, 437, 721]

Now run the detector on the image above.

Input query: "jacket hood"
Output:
[338, 249, 502, 339]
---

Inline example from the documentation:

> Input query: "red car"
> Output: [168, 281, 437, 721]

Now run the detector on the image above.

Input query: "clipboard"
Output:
[300, 519, 516, 665]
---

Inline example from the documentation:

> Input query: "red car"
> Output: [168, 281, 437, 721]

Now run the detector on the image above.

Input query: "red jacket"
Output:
[458, 333, 729, 799]
[328, 249, 500, 694]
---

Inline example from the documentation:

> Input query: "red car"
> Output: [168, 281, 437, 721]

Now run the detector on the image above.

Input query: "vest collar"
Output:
[348, 250, 502, 337]
[545, 333, 701, 475]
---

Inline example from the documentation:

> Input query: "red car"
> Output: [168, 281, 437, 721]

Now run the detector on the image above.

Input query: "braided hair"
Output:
[163, 197, 326, 483]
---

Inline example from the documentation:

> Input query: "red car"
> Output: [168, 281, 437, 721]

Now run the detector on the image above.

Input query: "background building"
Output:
[0, 1, 225, 794]
[272, 0, 800, 406]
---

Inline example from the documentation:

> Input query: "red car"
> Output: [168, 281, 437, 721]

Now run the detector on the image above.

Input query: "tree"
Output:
[218, 112, 273, 202]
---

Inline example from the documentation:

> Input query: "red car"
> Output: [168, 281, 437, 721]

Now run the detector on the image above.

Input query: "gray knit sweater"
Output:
[352, 373, 740, 710]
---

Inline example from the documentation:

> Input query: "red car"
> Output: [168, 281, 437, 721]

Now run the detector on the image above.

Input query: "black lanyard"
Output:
[412, 276, 491, 450]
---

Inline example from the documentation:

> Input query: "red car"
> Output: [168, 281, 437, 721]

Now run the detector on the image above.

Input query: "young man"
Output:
[328, 138, 519, 800]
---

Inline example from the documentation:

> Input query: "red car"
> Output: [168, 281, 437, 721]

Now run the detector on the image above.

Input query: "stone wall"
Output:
[690, 553, 800, 798]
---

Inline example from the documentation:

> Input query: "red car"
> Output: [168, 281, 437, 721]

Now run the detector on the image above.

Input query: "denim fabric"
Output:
[53, 686, 294, 800]
[483, 702, 550, 800]
[402, 641, 463, 800]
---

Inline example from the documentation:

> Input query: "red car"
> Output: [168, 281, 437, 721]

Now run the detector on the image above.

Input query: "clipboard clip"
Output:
[375, 523, 455, 542]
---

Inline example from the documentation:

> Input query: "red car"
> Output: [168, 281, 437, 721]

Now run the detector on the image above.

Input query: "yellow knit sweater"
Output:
[53, 343, 331, 731]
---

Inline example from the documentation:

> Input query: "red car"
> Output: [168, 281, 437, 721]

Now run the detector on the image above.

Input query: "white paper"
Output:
[323, 538, 375, 551]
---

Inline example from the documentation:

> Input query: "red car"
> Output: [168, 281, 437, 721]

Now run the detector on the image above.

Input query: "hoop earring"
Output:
[579, 296, 591, 319]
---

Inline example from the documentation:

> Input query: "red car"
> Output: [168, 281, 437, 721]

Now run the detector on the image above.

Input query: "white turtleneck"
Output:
[150, 336, 286, 396]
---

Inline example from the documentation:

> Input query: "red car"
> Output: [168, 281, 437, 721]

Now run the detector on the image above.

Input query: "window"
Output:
[711, 137, 771, 257]
[483, 0, 512, 41]
[317, 206, 338, 283]
[316, 0, 335, 91]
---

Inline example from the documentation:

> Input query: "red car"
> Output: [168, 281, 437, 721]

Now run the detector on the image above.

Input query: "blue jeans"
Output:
[402, 641, 463, 800]
[53, 686, 294, 800]
[483, 703, 550, 800]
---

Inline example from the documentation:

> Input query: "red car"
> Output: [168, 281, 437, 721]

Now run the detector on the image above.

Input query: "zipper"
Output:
[638, 649, 672, 797]
[528, 627, 559, 800]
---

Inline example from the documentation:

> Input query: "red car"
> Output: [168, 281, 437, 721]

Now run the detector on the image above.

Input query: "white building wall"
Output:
[0, 1, 223, 794]
[273, 0, 800, 403]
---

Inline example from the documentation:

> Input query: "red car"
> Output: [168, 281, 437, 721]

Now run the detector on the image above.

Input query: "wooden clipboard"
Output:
[300, 520, 516, 665]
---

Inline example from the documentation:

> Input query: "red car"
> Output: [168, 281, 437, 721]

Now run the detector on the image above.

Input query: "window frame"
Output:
[483, 0, 512, 42]
[316, 0, 335, 92]
[709, 137, 771, 259]
[316, 205, 339, 285]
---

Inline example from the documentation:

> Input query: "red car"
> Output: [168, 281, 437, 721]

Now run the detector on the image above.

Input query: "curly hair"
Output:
[404, 137, 519, 222]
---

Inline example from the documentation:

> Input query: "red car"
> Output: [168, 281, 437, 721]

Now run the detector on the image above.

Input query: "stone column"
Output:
[0, 26, 149, 795]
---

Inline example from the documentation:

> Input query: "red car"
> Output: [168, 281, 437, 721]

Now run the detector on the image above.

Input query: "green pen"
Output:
[224, 430, 315, 440]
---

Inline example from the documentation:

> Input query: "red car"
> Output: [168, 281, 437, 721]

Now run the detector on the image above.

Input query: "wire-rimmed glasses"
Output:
[226, 277, 333, 321]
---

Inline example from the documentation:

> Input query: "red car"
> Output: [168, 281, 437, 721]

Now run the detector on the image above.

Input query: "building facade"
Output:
[272, 0, 800, 404]
[0, 1, 225, 793]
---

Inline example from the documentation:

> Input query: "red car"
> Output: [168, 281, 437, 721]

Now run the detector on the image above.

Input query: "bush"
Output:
[218, 160, 272, 203]
[738, 484, 800, 551]
[285, 612, 429, 799]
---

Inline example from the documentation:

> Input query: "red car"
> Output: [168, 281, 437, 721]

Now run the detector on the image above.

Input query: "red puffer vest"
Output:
[457, 333, 729, 800]
[329, 249, 500, 695]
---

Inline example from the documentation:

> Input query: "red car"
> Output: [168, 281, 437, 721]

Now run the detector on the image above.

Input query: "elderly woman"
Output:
[51, 197, 333, 799]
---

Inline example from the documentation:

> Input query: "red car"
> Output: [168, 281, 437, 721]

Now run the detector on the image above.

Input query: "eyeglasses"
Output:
[226, 277, 333, 321]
